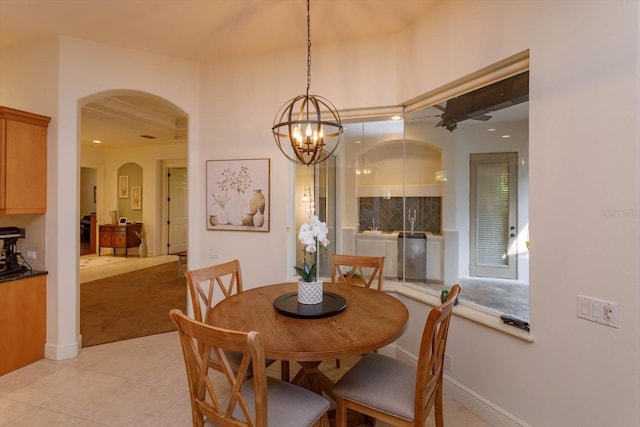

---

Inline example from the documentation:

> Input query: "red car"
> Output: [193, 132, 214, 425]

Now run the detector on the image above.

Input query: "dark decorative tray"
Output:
[273, 292, 347, 318]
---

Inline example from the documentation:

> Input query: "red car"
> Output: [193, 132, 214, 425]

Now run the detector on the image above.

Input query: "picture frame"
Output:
[119, 217, 128, 224]
[119, 176, 129, 198]
[206, 158, 270, 232]
[131, 187, 141, 210]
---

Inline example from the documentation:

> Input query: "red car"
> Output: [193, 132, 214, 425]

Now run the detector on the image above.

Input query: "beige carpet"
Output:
[80, 261, 188, 347]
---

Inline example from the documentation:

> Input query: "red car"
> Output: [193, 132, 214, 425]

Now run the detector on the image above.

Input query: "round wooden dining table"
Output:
[209, 282, 409, 398]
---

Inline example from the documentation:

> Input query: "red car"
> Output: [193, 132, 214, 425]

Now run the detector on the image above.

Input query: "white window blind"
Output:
[475, 161, 509, 266]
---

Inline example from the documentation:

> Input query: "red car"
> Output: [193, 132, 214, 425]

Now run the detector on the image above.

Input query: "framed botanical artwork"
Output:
[119, 176, 129, 198]
[206, 158, 270, 232]
[131, 187, 141, 210]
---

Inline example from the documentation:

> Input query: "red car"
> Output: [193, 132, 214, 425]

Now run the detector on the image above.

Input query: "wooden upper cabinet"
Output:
[0, 106, 51, 214]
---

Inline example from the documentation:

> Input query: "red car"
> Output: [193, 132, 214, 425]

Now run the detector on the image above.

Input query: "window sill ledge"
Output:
[387, 284, 535, 343]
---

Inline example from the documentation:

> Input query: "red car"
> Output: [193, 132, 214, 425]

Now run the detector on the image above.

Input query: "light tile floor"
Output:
[0, 256, 492, 426]
[79, 254, 178, 284]
[0, 331, 491, 427]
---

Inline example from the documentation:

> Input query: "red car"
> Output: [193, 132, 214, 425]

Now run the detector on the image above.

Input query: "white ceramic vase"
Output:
[297, 280, 323, 304]
[253, 210, 264, 227]
[230, 191, 246, 225]
[138, 239, 147, 258]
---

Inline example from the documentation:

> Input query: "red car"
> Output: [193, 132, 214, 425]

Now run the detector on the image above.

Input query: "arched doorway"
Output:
[78, 90, 188, 346]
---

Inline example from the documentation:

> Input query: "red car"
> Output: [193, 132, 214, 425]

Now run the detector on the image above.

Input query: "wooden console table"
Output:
[98, 223, 142, 257]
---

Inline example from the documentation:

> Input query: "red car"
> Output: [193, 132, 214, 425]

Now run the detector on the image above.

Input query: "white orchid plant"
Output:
[295, 214, 330, 282]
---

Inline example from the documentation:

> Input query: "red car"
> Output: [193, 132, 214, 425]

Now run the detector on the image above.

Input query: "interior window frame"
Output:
[291, 50, 532, 340]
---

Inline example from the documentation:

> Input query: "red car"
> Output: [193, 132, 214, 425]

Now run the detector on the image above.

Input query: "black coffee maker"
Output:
[0, 227, 26, 275]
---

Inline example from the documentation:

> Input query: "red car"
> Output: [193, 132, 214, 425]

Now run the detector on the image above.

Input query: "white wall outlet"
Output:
[577, 295, 619, 328]
[444, 354, 452, 373]
[25, 250, 36, 260]
[209, 247, 219, 259]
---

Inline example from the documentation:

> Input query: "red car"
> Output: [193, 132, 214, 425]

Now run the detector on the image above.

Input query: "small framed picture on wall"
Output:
[119, 176, 129, 198]
[131, 187, 141, 210]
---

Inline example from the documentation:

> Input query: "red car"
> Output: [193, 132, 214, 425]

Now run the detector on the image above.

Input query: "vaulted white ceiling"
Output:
[0, 0, 436, 61]
[0, 0, 437, 149]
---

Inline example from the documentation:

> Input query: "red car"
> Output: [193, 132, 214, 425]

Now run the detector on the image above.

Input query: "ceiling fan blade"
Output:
[472, 114, 492, 121]
[433, 104, 446, 112]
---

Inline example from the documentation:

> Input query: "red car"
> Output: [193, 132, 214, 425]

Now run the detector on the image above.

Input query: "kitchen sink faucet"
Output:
[408, 209, 416, 234]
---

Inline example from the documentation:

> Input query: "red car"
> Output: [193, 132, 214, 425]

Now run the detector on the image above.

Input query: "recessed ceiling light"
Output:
[488, 128, 496, 132]
[92, 139, 102, 144]
[502, 134, 511, 139]
[391, 115, 402, 120]
[355, 140, 362, 144]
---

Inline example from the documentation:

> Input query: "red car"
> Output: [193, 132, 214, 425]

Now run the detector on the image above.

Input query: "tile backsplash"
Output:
[358, 197, 441, 234]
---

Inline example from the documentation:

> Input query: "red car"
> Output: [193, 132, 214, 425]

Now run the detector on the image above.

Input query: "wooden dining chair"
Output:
[184, 259, 246, 324]
[331, 254, 385, 291]
[184, 260, 286, 380]
[169, 309, 330, 427]
[332, 284, 461, 427]
[331, 254, 385, 367]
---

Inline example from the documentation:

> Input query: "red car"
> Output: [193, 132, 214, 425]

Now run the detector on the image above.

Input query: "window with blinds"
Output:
[470, 152, 518, 279]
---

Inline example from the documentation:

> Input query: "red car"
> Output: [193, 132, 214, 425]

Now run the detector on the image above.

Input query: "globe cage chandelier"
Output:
[272, 0, 343, 166]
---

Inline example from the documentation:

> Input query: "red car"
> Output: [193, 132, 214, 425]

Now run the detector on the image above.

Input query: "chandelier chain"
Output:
[306, 0, 311, 96]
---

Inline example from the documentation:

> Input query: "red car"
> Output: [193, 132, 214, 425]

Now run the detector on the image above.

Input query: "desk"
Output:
[98, 223, 142, 257]
[209, 282, 408, 399]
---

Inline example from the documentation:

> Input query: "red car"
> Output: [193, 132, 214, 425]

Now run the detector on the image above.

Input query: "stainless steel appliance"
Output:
[398, 231, 426, 280]
[0, 227, 28, 276]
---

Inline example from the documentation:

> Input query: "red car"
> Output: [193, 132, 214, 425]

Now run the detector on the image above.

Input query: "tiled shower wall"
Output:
[358, 197, 442, 234]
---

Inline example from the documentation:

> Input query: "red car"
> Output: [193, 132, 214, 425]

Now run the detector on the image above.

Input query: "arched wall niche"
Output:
[117, 162, 143, 222]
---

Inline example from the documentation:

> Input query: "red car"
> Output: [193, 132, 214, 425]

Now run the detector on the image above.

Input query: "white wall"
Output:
[0, 0, 637, 425]
[396, 1, 639, 425]
[0, 36, 201, 359]
[194, 33, 403, 292]
[199, 1, 639, 425]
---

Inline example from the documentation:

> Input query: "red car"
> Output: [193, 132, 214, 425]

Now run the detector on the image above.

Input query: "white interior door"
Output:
[469, 152, 518, 279]
[168, 167, 188, 254]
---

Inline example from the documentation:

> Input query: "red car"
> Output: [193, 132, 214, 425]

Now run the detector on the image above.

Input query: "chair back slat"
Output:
[331, 254, 385, 291]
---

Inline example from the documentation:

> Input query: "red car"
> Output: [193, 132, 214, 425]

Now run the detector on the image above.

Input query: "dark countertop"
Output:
[0, 269, 48, 284]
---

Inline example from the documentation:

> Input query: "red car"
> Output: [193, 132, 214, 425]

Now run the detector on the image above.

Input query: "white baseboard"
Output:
[443, 376, 531, 427]
[44, 340, 79, 361]
[394, 346, 530, 427]
[378, 344, 398, 358]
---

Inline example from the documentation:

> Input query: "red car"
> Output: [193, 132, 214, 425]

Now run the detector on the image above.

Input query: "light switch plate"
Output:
[577, 295, 619, 328]
[209, 247, 219, 259]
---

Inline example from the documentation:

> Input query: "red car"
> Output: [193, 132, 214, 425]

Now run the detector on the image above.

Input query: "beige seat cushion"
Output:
[333, 352, 417, 421]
